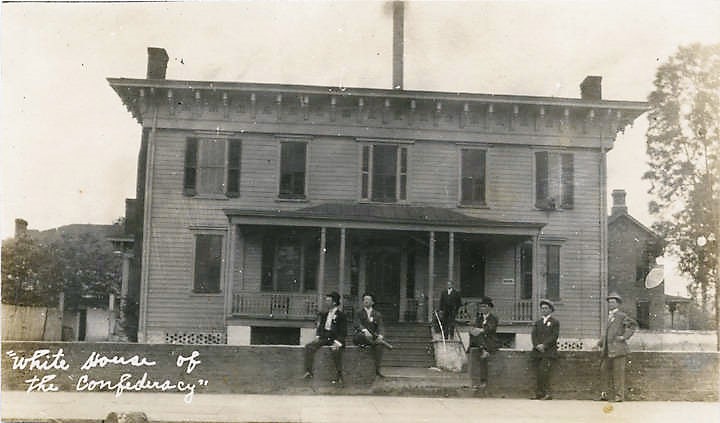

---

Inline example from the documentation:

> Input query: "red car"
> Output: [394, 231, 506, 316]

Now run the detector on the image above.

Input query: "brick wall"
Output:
[3, 342, 716, 401]
[469, 349, 718, 401]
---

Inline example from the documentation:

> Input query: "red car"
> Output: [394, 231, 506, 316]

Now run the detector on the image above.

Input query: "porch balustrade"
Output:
[231, 292, 318, 319]
[456, 298, 533, 323]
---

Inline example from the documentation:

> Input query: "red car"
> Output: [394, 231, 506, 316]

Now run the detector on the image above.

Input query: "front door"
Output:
[366, 250, 401, 322]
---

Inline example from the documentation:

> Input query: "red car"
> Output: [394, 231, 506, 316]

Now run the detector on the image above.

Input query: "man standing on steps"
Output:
[596, 292, 637, 402]
[531, 299, 559, 400]
[438, 280, 462, 339]
[353, 292, 388, 378]
[303, 291, 347, 384]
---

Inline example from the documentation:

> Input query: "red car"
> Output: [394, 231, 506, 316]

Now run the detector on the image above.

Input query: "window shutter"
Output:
[535, 151, 549, 206]
[226, 139, 242, 197]
[561, 153, 574, 209]
[183, 138, 198, 196]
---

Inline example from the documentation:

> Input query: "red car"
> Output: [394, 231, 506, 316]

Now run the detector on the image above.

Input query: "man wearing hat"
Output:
[596, 292, 637, 402]
[303, 291, 347, 384]
[531, 299, 560, 400]
[439, 280, 463, 339]
[467, 296, 498, 389]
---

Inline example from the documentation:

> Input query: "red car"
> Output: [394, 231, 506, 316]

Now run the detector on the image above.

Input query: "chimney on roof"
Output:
[392, 1, 404, 90]
[580, 75, 602, 100]
[15, 218, 28, 238]
[147, 47, 169, 79]
[611, 189, 628, 216]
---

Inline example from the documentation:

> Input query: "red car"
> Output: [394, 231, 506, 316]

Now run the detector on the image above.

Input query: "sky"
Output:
[2, 0, 719, 296]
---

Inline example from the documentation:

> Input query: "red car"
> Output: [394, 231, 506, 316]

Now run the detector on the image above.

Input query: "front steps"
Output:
[381, 323, 435, 368]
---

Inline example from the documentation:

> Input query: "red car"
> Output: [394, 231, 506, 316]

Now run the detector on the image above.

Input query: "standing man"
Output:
[353, 292, 388, 378]
[439, 280, 462, 339]
[303, 291, 347, 384]
[467, 296, 498, 389]
[597, 292, 636, 402]
[531, 299, 559, 400]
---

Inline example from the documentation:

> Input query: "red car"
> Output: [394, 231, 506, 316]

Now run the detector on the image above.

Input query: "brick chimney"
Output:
[580, 75, 602, 100]
[611, 189, 628, 216]
[14, 218, 28, 238]
[146, 47, 169, 79]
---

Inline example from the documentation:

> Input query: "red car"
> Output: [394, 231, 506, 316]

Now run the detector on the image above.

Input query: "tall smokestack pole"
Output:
[392, 1, 404, 90]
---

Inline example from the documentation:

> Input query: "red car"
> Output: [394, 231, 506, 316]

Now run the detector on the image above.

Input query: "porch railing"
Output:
[456, 298, 533, 323]
[232, 292, 318, 320]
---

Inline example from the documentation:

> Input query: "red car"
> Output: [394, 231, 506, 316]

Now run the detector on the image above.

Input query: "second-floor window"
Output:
[460, 148, 486, 205]
[361, 144, 408, 202]
[183, 138, 241, 197]
[279, 141, 307, 199]
[535, 151, 574, 209]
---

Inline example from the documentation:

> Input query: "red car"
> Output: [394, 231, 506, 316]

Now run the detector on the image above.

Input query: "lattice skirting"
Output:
[165, 331, 227, 345]
[557, 338, 585, 351]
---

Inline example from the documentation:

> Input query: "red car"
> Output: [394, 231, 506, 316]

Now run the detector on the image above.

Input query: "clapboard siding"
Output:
[142, 126, 607, 337]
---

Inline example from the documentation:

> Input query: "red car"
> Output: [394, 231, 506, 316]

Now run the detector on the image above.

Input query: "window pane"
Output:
[184, 138, 198, 194]
[371, 144, 397, 202]
[361, 146, 370, 199]
[194, 234, 222, 293]
[535, 151, 549, 203]
[561, 153, 574, 208]
[546, 245, 560, 300]
[227, 140, 241, 195]
[304, 236, 319, 292]
[280, 142, 307, 198]
[198, 139, 225, 194]
[461, 149, 485, 204]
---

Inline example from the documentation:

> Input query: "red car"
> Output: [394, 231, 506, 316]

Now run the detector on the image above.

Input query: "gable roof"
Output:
[608, 212, 660, 240]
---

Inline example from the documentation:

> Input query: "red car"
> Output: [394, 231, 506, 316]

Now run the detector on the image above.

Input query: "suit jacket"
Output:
[531, 316, 560, 359]
[468, 312, 498, 353]
[316, 308, 348, 346]
[354, 308, 385, 337]
[439, 289, 462, 316]
[598, 310, 636, 358]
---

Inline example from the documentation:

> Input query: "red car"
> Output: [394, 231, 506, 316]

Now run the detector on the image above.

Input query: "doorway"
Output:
[365, 249, 401, 322]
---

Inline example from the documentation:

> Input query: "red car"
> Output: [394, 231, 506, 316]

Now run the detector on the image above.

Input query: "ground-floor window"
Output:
[193, 233, 223, 293]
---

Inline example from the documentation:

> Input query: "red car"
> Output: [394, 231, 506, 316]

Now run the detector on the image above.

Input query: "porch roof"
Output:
[224, 203, 545, 236]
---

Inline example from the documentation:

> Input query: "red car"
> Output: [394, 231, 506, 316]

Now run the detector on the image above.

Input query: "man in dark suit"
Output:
[467, 296, 498, 389]
[531, 299, 560, 400]
[353, 292, 388, 378]
[303, 291, 347, 384]
[438, 280, 462, 339]
[596, 292, 636, 402]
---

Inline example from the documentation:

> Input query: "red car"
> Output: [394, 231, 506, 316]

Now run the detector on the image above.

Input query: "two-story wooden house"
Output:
[109, 47, 645, 351]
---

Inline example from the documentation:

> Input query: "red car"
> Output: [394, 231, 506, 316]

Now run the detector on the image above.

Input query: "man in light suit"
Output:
[596, 292, 637, 402]
[467, 296, 498, 389]
[438, 280, 462, 339]
[531, 299, 560, 400]
[353, 292, 387, 378]
[303, 291, 347, 384]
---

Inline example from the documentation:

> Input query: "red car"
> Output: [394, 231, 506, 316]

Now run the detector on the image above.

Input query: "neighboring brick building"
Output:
[607, 189, 664, 329]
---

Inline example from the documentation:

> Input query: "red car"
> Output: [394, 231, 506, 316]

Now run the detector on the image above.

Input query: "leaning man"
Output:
[597, 292, 636, 402]
[303, 291, 347, 384]
[531, 299, 559, 400]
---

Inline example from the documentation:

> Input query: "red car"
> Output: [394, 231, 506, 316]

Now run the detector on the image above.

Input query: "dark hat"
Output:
[606, 292, 623, 303]
[539, 298, 555, 311]
[479, 296, 494, 308]
[326, 291, 341, 306]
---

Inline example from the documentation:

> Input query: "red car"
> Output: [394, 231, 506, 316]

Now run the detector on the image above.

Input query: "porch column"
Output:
[338, 227, 346, 300]
[448, 231, 455, 282]
[318, 227, 327, 305]
[427, 231, 436, 322]
[224, 224, 237, 318]
[532, 233, 540, 321]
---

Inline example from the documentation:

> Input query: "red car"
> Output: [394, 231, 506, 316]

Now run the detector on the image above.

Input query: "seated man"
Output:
[303, 291, 347, 384]
[353, 292, 389, 378]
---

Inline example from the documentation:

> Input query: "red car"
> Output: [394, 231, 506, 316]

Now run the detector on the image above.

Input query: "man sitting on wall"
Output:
[303, 291, 347, 384]
[353, 292, 390, 378]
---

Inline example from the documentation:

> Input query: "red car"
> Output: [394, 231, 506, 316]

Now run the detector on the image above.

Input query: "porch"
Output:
[223, 203, 545, 336]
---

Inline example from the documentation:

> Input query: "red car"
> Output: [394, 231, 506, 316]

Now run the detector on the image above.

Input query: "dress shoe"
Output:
[611, 397, 623, 403]
[531, 394, 544, 400]
[541, 395, 553, 400]
[596, 392, 608, 401]
[302, 371, 313, 379]
[331, 377, 344, 385]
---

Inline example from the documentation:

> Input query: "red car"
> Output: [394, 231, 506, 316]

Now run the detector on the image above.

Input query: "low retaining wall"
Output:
[469, 349, 719, 401]
[2, 342, 717, 401]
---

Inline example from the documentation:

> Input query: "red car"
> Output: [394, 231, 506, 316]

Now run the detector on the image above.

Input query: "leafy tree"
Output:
[644, 43, 720, 336]
[1, 233, 63, 306]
